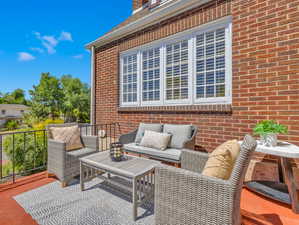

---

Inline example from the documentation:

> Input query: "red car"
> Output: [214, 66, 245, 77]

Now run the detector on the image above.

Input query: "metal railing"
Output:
[79, 123, 121, 151]
[0, 123, 121, 184]
[0, 129, 47, 184]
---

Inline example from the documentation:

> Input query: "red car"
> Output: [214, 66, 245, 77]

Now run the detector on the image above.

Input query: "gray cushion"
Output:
[124, 143, 181, 161]
[66, 147, 97, 158]
[163, 124, 192, 149]
[135, 123, 163, 143]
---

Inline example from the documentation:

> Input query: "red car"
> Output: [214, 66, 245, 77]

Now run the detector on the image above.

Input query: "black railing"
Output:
[0, 129, 47, 184]
[79, 123, 121, 151]
[0, 123, 121, 184]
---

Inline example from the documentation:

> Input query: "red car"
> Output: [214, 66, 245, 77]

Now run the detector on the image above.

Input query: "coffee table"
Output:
[79, 151, 160, 221]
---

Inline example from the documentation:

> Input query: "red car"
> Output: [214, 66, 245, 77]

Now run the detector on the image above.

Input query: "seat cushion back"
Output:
[202, 140, 240, 180]
[135, 123, 163, 143]
[49, 125, 83, 151]
[163, 124, 192, 149]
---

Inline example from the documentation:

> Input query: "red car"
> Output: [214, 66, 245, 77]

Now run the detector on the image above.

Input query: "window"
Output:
[142, 48, 161, 103]
[120, 18, 232, 107]
[165, 40, 189, 101]
[1, 110, 5, 115]
[121, 54, 138, 104]
[20, 110, 24, 113]
[195, 28, 227, 102]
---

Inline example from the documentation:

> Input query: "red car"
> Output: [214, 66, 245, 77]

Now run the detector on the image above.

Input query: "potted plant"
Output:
[253, 120, 288, 147]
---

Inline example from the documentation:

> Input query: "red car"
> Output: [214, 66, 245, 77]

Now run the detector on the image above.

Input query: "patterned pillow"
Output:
[49, 125, 84, 151]
[139, 130, 172, 150]
[202, 140, 240, 180]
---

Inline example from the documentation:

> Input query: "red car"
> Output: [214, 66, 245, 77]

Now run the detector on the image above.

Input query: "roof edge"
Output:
[85, 0, 213, 49]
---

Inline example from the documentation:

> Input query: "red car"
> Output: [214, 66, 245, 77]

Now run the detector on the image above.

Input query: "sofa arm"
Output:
[181, 149, 209, 173]
[47, 139, 66, 176]
[81, 135, 98, 150]
[119, 129, 137, 145]
[182, 125, 198, 149]
[155, 165, 233, 225]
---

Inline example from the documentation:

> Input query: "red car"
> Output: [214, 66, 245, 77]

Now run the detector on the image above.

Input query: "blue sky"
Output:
[0, 0, 132, 96]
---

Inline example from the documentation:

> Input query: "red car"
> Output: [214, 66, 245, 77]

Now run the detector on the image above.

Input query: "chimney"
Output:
[132, 0, 149, 11]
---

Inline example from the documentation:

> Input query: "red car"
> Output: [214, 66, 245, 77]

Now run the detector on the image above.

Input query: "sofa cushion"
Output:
[140, 130, 172, 150]
[202, 140, 240, 180]
[124, 143, 181, 162]
[66, 147, 97, 158]
[135, 123, 163, 144]
[163, 124, 192, 149]
[49, 125, 84, 151]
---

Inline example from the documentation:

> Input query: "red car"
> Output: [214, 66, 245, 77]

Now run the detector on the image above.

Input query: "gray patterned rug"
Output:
[14, 177, 154, 225]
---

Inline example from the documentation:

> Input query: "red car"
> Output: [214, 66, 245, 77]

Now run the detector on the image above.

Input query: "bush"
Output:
[32, 118, 64, 130]
[3, 128, 47, 175]
[5, 120, 19, 130]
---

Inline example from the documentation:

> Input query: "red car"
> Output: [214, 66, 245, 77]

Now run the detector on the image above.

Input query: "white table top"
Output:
[255, 141, 299, 159]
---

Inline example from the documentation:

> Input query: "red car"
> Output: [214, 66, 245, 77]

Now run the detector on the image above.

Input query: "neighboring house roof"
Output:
[85, 0, 212, 49]
[0, 104, 29, 109]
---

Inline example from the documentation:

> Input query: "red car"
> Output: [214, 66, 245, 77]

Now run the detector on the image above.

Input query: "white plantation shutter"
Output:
[122, 54, 138, 104]
[196, 28, 226, 99]
[165, 40, 189, 101]
[120, 18, 231, 107]
[142, 48, 161, 102]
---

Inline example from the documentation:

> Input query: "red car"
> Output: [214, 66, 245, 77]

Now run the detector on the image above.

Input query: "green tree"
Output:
[29, 73, 63, 120]
[61, 75, 90, 123]
[0, 89, 28, 105]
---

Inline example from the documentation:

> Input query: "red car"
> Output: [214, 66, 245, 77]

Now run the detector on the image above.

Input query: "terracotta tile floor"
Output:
[0, 173, 299, 225]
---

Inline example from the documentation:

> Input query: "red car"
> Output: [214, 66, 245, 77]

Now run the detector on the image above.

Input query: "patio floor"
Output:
[0, 172, 298, 225]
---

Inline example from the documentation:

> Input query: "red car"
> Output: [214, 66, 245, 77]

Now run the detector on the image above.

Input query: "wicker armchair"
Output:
[47, 123, 99, 187]
[154, 135, 257, 225]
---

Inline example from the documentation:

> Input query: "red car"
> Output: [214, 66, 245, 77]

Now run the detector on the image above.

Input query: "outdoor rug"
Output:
[14, 177, 154, 225]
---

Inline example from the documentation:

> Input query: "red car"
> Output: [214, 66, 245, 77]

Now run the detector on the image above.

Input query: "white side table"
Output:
[245, 141, 299, 213]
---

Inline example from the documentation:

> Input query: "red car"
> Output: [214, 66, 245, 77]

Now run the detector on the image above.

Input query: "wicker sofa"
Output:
[154, 135, 257, 225]
[119, 123, 198, 165]
[47, 123, 99, 187]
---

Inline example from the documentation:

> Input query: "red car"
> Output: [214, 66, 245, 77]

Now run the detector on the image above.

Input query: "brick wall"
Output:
[94, 0, 299, 184]
[132, 0, 149, 10]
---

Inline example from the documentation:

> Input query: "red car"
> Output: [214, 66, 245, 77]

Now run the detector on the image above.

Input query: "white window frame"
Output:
[119, 50, 140, 107]
[140, 43, 164, 106]
[119, 16, 232, 108]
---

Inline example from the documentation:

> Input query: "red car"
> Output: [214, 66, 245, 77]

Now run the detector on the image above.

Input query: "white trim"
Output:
[90, 46, 95, 125]
[119, 17, 232, 107]
[85, 0, 213, 49]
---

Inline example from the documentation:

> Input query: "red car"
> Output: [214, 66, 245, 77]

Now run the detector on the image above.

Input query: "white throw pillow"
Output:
[139, 130, 172, 150]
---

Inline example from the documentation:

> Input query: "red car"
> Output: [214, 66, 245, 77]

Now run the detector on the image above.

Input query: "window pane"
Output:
[122, 54, 138, 103]
[196, 28, 226, 99]
[142, 47, 160, 102]
[165, 40, 189, 101]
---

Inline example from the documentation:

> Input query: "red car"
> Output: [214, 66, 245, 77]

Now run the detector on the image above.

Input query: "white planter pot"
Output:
[261, 133, 278, 147]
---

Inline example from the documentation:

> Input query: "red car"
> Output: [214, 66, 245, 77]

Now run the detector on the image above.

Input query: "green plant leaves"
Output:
[253, 120, 288, 136]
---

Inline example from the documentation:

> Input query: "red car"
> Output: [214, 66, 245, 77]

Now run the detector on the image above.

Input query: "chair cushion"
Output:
[140, 130, 172, 150]
[202, 140, 240, 180]
[135, 123, 163, 144]
[163, 124, 192, 149]
[124, 143, 181, 161]
[49, 125, 84, 151]
[66, 147, 97, 158]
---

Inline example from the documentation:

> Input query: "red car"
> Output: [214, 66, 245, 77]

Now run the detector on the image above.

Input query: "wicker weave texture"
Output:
[154, 135, 257, 225]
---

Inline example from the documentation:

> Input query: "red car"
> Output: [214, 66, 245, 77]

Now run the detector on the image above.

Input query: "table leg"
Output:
[80, 162, 85, 191]
[281, 157, 299, 213]
[132, 178, 138, 221]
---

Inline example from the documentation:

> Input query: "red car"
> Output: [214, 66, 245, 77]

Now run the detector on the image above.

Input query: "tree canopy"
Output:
[29, 73, 90, 123]
[0, 89, 28, 105]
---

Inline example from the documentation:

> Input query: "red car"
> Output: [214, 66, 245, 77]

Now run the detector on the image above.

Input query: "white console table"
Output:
[245, 141, 299, 213]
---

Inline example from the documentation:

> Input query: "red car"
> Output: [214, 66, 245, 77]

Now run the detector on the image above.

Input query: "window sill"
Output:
[118, 104, 232, 113]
